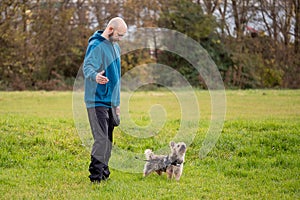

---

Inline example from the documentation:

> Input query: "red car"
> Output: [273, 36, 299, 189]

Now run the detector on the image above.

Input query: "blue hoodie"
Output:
[83, 30, 121, 108]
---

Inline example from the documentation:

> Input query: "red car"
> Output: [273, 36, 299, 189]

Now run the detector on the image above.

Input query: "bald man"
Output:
[83, 17, 127, 183]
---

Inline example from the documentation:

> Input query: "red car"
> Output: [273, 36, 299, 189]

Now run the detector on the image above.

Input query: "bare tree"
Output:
[89, 0, 124, 29]
[293, 0, 300, 53]
[196, 0, 221, 15]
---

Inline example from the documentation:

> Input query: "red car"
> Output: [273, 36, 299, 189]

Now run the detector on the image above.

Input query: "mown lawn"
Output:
[0, 90, 299, 199]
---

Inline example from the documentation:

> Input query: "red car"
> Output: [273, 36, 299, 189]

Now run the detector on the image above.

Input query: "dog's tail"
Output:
[144, 149, 153, 160]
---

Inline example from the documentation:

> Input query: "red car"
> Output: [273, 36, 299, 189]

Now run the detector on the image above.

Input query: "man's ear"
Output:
[108, 26, 114, 33]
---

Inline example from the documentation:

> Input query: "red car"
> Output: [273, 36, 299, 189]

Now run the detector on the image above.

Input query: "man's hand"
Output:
[96, 70, 109, 84]
[115, 106, 120, 116]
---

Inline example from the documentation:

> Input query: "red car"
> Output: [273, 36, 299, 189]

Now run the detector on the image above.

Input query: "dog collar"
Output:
[165, 156, 182, 167]
[171, 159, 183, 166]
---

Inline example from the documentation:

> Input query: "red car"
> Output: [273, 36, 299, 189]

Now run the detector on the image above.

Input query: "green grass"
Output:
[0, 90, 299, 199]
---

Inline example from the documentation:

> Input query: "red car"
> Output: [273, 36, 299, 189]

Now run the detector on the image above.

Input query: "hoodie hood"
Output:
[88, 30, 106, 43]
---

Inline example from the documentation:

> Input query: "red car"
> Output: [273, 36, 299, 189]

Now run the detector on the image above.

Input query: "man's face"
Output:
[109, 29, 126, 42]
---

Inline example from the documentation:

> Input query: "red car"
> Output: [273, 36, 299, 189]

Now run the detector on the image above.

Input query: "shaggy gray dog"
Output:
[143, 141, 186, 180]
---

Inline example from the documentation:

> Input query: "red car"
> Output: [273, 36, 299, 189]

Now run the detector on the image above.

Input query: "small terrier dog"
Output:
[143, 141, 186, 181]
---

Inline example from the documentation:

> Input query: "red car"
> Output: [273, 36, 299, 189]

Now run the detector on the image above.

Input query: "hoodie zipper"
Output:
[111, 42, 118, 62]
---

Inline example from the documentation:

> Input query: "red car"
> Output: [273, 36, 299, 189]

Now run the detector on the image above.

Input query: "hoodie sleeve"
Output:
[83, 44, 103, 81]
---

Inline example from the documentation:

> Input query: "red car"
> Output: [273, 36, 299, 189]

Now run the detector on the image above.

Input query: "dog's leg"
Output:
[143, 163, 154, 177]
[143, 169, 152, 177]
[143, 170, 151, 177]
[174, 172, 181, 181]
[166, 166, 174, 179]
[173, 166, 183, 181]
[155, 170, 163, 176]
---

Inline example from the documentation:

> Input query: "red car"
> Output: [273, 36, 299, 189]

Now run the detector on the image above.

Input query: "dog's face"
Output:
[170, 141, 186, 156]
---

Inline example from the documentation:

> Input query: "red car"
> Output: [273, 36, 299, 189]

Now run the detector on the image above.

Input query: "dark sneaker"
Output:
[102, 166, 110, 180]
[90, 178, 101, 184]
[89, 156, 106, 182]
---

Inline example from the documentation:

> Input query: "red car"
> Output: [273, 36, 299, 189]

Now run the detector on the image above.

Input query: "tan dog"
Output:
[143, 141, 186, 181]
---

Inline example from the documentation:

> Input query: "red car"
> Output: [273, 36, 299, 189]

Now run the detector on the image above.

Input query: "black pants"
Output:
[87, 106, 114, 182]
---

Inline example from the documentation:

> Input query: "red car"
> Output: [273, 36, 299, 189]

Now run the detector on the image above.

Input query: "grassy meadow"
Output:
[0, 90, 299, 199]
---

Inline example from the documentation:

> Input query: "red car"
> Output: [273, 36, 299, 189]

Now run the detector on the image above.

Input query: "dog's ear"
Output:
[170, 141, 175, 148]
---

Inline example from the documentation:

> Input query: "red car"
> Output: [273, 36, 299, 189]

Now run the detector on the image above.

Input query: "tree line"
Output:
[0, 0, 299, 90]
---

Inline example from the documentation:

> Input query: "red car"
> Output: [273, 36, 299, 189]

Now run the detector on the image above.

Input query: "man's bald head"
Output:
[102, 17, 127, 42]
[107, 17, 127, 32]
